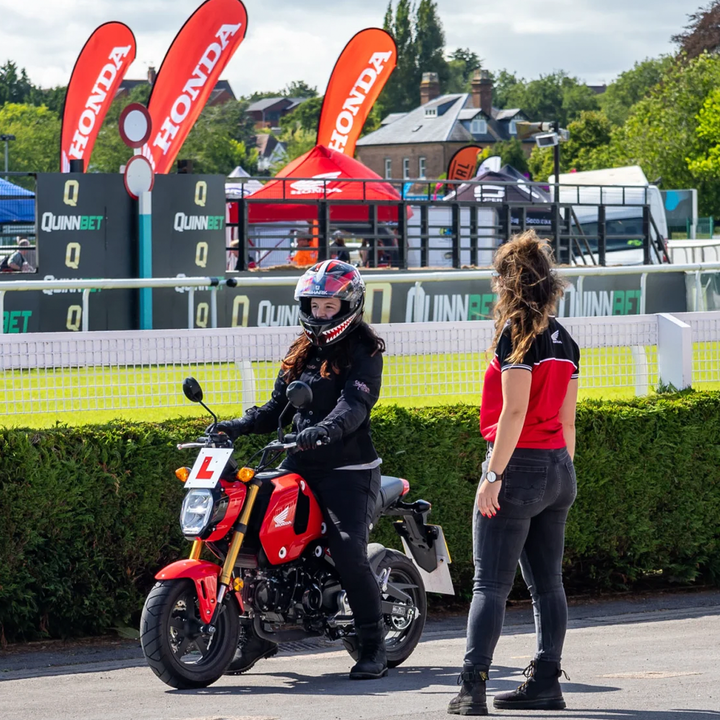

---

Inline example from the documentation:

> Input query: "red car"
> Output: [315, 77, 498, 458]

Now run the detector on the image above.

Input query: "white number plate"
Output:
[185, 448, 234, 489]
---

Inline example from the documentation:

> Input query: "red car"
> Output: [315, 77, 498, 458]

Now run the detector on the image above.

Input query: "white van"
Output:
[551, 166, 669, 265]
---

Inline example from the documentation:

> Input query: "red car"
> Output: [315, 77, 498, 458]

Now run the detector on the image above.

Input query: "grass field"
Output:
[1, 342, 718, 428]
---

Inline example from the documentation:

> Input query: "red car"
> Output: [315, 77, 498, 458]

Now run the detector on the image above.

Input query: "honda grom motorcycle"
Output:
[140, 377, 452, 689]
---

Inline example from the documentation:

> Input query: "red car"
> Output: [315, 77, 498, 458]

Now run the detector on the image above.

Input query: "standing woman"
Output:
[216, 259, 388, 680]
[448, 231, 580, 716]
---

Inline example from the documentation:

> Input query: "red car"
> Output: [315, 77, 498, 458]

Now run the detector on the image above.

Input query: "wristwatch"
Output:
[485, 470, 502, 484]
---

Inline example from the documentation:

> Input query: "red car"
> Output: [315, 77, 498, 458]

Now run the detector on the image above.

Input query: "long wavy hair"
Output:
[281, 321, 386, 382]
[491, 230, 566, 364]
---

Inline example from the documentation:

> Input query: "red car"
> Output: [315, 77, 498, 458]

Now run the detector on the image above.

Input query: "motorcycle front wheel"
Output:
[343, 544, 427, 669]
[140, 579, 239, 689]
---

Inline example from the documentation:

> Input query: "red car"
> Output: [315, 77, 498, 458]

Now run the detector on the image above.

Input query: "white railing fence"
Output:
[1, 312, 717, 418]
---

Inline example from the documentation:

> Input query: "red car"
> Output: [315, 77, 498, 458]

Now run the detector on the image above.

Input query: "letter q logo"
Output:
[194, 180, 207, 207]
[63, 180, 79, 207]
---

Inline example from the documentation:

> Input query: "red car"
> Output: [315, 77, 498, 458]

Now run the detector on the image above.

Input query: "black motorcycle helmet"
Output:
[294, 259, 366, 346]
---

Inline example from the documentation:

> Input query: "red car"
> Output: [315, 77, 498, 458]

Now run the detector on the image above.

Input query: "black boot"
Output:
[224, 624, 278, 675]
[447, 666, 489, 716]
[349, 620, 388, 680]
[493, 659, 567, 710]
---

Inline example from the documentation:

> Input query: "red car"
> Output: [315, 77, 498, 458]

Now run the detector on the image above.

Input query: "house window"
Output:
[418, 156, 426, 178]
[403, 158, 410, 179]
[384, 158, 392, 179]
[471, 118, 488, 135]
[509, 120, 517, 135]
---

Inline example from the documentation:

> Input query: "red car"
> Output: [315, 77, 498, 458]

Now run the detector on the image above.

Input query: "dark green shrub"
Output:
[1, 391, 718, 642]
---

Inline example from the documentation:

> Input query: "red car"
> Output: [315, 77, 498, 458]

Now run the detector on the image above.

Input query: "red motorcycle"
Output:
[140, 377, 452, 689]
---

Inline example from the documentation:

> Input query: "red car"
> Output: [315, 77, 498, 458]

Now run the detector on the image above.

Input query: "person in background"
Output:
[448, 230, 580, 716]
[330, 231, 351, 262]
[0, 238, 34, 272]
[291, 228, 319, 267]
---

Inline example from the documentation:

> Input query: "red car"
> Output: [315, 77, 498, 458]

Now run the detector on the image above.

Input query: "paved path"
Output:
[1, 591, 719, 720]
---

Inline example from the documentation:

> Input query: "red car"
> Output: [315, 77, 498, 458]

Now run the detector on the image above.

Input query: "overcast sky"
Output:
[0, 0, 704, 96]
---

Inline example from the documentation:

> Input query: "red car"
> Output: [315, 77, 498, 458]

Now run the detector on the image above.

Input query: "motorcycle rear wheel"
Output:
[343, 544, 427, 669]
[140, 579, 239, 689]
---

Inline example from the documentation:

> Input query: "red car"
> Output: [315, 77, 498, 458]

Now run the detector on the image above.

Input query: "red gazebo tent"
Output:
[245, 145, 407, 223]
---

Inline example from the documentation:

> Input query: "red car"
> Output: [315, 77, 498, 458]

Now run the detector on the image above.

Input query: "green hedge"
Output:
[1, 392, 719, 642]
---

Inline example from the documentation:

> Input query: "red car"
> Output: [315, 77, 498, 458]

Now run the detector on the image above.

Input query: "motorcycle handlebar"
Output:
[177, 442, 206, 450]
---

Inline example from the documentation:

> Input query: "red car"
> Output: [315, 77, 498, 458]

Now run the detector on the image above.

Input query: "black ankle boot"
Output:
[493, 659, 567, 710]
[447, 666, 489, 716]
[224, 625, 278, 675]
[349, 620, 388, 680]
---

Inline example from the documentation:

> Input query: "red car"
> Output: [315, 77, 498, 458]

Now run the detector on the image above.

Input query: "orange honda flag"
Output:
[143, 0, 248, 174]
[61, 22, 136, 172]
[447, 145, 483, 182]
[317, 28, 397, 157]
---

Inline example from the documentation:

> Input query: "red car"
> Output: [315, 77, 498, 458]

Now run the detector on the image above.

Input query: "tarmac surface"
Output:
[1, 590, 719, 720]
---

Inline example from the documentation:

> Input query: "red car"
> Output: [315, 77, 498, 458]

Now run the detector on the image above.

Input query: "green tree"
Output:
[498, 71, 598, 126]
[0, 103, 61, 179]
[479, 137, 528, 174]
[601, 52, 720, 216]
[528, 110, 613, 181]
[279, 96, 324, 135]
[0, 61, 41, 105]
[491, 69, 521, 109]
[446, 48, 481, 93]
[415, 0, 449, 86]
[379, 0, 418, 114]
[283, 80, 318, 98]
[600, 56, 674, 125]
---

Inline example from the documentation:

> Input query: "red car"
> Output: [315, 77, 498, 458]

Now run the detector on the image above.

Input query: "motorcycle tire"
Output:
[343, 543, 427, 669]
[140, 579, 239, 689]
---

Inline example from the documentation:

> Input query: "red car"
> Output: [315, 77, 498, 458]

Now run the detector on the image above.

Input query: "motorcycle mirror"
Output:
[182, 377, 204, 404]
[286, 381, 313, 409]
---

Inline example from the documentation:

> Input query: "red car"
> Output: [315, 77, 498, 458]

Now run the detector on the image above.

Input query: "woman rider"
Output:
[215, 259, 388, 681]
[448, 231, 580, 715]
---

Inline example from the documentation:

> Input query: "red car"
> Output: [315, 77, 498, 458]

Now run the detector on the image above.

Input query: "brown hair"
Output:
[491, 230, 565, 364]
[281, 322, 385, 382]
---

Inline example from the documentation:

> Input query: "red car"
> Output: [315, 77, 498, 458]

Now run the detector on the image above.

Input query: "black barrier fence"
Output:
[225, 177, 670, 271]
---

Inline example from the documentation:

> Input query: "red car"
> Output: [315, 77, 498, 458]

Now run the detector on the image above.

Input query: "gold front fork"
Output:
[219, 481, 261, 586]
[189, 540, 203, 560]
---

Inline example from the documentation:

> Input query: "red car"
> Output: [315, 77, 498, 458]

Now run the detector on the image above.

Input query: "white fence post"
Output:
[657, 314, 693, 390]
[238, 359, 257, 412]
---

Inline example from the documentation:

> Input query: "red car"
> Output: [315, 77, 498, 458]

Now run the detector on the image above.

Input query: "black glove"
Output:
[212, 418, 253, 441]
[295, 425, 329, 451]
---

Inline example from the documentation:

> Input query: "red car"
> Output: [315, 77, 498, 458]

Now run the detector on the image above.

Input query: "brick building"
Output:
[356, 70, 537, 180]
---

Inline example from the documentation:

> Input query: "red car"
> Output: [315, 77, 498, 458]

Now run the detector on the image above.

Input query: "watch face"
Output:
[486, 471, 497, 483]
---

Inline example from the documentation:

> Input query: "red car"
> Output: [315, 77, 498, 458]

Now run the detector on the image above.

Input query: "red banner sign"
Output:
[143, 0, 248, 174]
[317, 28, 397, 157]
[61, 22, 136, 172]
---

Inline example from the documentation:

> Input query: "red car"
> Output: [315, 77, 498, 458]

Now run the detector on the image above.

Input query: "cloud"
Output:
[0, 0, 702, 95]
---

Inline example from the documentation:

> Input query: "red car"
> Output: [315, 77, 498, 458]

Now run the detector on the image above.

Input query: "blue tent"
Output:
[0, 178, 35, 223]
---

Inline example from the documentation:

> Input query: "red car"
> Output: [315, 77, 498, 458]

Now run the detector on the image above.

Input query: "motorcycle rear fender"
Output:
[393, 512, 440, 574]
[156, 559, 243, 619]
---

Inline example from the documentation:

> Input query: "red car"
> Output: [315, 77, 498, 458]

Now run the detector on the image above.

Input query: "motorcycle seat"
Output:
[374, 475, 406, 517]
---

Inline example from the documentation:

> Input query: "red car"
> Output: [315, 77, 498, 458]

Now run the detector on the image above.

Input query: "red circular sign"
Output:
[119, 103, 152, 148]
[124, 155, 155, 199]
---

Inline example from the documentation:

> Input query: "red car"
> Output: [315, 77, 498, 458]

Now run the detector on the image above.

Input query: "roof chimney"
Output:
[148, 66, 157, 85]
[471, 69, 493, 116]
[420, 72, 441, 105]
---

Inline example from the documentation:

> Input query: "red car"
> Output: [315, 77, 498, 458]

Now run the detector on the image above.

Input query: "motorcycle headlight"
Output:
[180, 489, 214, 537]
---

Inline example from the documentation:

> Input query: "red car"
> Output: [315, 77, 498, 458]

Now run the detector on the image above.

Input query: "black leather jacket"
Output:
[238, 329, 383, 473]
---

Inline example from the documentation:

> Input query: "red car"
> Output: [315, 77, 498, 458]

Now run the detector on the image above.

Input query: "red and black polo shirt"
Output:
[480, 318, 580, 449]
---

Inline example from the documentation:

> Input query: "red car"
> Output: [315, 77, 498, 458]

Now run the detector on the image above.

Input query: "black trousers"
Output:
[283, 462, 382, 626]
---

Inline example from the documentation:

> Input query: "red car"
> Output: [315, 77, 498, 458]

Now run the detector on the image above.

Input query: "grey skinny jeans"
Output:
[464, 446, 577, 670]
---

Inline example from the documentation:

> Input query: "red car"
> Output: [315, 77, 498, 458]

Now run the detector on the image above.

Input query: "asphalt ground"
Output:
[1, 590, 719, 720]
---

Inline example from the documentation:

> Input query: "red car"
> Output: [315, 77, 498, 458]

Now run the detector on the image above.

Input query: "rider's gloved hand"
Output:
[211, 418, 253, 441]
[296, 425, 329, 451]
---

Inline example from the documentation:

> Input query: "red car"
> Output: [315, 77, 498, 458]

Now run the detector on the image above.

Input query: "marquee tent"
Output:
[0, 178, 34, 223]
[246, 145, 407, 223]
